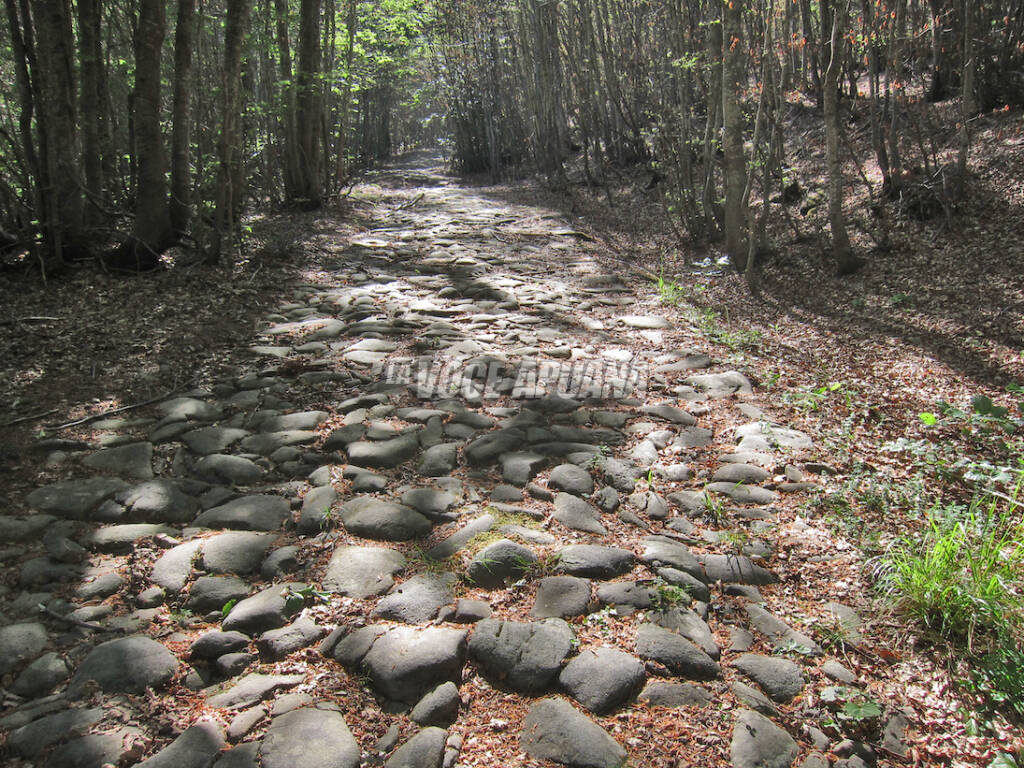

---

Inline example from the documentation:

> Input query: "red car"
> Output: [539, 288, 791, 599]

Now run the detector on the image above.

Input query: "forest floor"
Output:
[0, 116, 1022, 768]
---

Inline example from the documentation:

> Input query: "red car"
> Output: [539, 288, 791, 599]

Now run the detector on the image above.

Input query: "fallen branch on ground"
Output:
[46, 391, 181, 431]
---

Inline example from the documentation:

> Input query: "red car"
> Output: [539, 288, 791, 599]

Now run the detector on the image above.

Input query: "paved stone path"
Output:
[1, 156, 904, 768]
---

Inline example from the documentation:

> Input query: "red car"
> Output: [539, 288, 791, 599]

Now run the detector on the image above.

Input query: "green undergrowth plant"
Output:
[404, 545, 451, 575]
[693, 307, 763, 352]
[966, 643, 1024, 721]
[649, 579, 692, 611]
[820, 686, 884, 741]
[656, 274, 688, 306]
[870, 485, 1024, 649]
[784, 381, 859, 413]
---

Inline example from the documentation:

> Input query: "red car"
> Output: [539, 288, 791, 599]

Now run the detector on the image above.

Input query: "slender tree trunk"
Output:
[170, 0, 197, 236]
[291, 0, 322, 206]
[77, 0, 104, 224]
[34, 0, 83, 262]
[130, 0, 171, 266]
[722, 0, 748, 269]
[824, 4, 859, 274]
[274, 0, 302, 199]
[334, 0, 356, 184]
[212, 0, 252, 260]
[4, 0, 47, 267]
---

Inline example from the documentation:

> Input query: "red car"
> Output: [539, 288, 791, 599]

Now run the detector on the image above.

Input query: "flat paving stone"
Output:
[323, 546, 406, 597]
[68, 635, 179, 696]
[194, 495, 291, 531]
[339, 496, 432, 541]
[532, 575, 593, 619]
[556, 545, 635, 579]
[27, 477, 129, 519]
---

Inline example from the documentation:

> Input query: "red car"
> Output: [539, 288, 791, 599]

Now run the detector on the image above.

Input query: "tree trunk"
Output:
[334, 0, 357, 184]
[824, 5, 860, 275]
[76, 0, 104, 224]
[291, 0, 322, 206]
[722, 0, 748, 270]
[34, 0, 83, 263]
[129, 0, 171, 267]
[212, 0, 252, 261]
[170, 0, 197, 236]
[274, 0, 302, 199]
[3, 0, 44, 242]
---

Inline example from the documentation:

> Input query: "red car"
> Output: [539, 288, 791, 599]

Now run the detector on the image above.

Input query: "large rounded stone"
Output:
[120, 479, 198, 523]
[552, 493, 607, 534]
[556, 545, 634, 579]
[548, 464, 595, 496]
[384, 726, 447, 768]
[187, 575, 251, 613]
[521, 697, 627, 768]
[559, 647, 645, 714]
[466, 539, 537, 588]
[639, 536, 704, 581]
[372, 573, 456, 624]
[192, 454, 265, 486]
[531, 576, 592, 619]
[468, 618, 573, 693]
[635, 623, 720, 681]
[411, 682, 460, 727]
[68, 635, 179, 696]
[324, 546, 407, 597]
[259, 705, 360, 768]
[222, 583, 305, 635]
[26, 477, 129, 519]
[340, 497, 431, 541]
[83, 442, 154, 479]
[137, 721, 225, 768]
[0, 622, 48, 676]
[194, 495, 290, 531]
[361, 626, 468, 704]
[347, 436, 419, 469]
[201, 531, 276, 574]
[732, 654, 805, 703]
[730, 709, 798, 768]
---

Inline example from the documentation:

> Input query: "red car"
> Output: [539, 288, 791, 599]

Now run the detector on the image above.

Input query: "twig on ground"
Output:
[46, 391, 180, 431]
[3, 408, 59, 427]
[0, 316, 61, 325]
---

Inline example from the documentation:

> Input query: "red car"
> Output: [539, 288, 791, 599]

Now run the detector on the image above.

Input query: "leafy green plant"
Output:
[649, 579, 692, 610]
[656, 274, 687, 306]
[319, 505, 337, 532]
[870, 487, 1024, 648]
[693, 307, 763, 352]
[967, 643, 1024, 720]
[702, 493, 728, 526]
[284, 584, 331, 613]
[221, 599, 238, 618]
[820, 686, 884, 740]
[784, 381, 858, 413]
